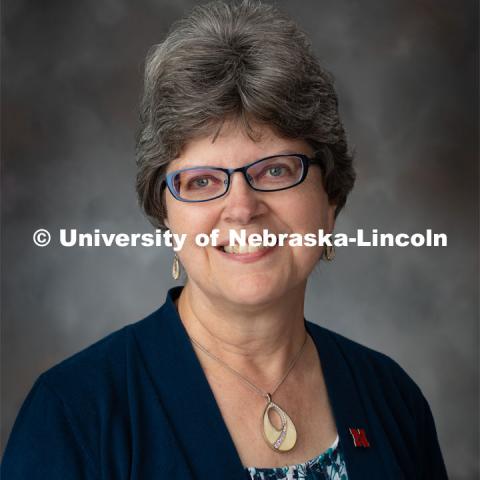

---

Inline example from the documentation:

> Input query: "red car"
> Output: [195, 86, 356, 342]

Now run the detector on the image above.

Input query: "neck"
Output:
[176, 280, 310, 388]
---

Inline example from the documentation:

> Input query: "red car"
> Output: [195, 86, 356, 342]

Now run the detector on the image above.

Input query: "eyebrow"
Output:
[169, 149, 310, 171]
[274, 149, 305, 156]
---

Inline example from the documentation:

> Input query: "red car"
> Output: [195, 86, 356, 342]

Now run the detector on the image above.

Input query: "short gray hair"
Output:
[135, 0, 355, 229]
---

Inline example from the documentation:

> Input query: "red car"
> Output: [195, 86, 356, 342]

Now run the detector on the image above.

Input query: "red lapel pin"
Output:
[348, 427, 370, 447]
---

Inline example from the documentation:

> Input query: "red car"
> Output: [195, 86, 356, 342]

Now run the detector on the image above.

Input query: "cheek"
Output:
[285, 193, 331, 233]
[165, 198, 209, 234]
[164, 201, 219, 259]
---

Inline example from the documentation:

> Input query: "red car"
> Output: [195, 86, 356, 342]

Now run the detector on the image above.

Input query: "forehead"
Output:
[167, 122, 314, 172]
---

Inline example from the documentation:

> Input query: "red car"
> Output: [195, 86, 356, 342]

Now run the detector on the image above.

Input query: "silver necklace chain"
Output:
[188, 331, 308, 401]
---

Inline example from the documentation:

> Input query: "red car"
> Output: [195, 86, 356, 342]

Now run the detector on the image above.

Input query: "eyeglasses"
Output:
[163, 153, 321, 203]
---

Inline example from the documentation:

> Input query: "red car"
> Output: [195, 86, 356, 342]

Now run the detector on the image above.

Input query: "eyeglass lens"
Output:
[171, 155, 304, 201]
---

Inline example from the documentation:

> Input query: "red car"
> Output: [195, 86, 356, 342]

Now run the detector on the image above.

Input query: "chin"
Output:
[216, 273, 287, 307]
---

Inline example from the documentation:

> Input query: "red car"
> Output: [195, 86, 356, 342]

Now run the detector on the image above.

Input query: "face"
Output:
[164, 122, 336, 308]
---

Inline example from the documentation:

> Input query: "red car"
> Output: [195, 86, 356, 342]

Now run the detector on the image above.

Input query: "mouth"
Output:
[214, 244, 276, 262]
[218, 244, 270, 254]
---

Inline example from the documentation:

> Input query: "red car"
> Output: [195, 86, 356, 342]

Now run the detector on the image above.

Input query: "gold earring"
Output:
[323, 244, 335, 261]
[172, 253, 181, 280]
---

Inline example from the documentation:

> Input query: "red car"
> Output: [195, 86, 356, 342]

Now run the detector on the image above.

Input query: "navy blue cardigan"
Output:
[2, 286, 448, 479]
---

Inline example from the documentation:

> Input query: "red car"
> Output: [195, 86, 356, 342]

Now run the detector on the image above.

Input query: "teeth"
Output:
[223, 244, 268, 254]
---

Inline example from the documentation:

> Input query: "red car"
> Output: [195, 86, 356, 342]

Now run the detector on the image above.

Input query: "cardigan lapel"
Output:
[133, 286, 396, 479]
[305, 321, 401, 479]
[132, 286, 246, 480]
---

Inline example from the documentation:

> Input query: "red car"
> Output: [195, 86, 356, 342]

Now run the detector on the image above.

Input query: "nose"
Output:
[221, 171, 262, 225]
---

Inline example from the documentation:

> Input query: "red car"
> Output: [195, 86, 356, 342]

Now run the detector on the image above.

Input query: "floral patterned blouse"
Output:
[245, 434, 348, 480]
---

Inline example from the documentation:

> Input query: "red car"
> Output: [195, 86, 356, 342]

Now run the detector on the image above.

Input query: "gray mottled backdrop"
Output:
[2, 1, 478, 478]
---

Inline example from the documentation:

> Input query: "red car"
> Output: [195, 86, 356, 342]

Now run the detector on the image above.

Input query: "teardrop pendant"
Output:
[262, 394, 297, 452]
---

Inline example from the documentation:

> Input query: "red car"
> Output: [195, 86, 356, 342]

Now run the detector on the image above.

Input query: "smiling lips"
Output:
[223, 244, 268, 254]
[216, 244, 276, 263]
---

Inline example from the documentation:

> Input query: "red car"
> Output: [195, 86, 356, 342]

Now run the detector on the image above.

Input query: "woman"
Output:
[2, 1, 448, 479]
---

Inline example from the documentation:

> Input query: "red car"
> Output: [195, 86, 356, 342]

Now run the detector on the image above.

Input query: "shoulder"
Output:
[306, 320, 426, 410]
[306, 323, 448, 478]
[2, 305, 174, 477]
[2, 323, 137, 478]
[37, 303, 165, 406]
[39, 323, 132, 396]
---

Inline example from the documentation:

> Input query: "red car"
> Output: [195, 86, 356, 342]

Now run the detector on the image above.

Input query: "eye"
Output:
[259, 163, 294, 178]
[186, 175, 220, 190]
[267, 166, 286, 177]
[193, 177, 208, 187]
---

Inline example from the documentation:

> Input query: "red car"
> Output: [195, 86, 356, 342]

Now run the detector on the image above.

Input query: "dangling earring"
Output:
[323, 244, 335, 261]
[172, 253, 181, 280]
